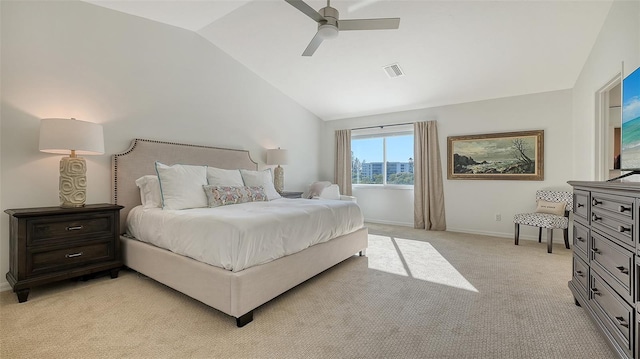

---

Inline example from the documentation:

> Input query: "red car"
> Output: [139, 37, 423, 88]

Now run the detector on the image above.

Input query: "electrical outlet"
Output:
[495, 214, 501, 221]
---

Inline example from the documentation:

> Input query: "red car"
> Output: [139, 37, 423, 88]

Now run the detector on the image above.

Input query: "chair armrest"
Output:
[339, 195, 357, 202]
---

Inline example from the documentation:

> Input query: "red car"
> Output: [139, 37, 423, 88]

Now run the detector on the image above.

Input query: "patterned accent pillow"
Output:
[244, 186, 268, 202]
[203, 185, 268, 208]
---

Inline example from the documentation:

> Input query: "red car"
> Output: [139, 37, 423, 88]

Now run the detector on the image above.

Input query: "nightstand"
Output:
[5, 203, 124, 303]
[280, 191, 304, 199]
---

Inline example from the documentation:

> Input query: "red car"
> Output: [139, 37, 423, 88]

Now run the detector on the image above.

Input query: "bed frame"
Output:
[112, 139, 368, 327]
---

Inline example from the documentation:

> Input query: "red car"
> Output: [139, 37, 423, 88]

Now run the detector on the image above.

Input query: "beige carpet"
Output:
[0, 224, 616, 359]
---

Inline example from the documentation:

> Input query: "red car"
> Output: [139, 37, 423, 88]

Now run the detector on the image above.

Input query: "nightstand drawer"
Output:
[28, 241, 113, 276]
[27, 212, 116, 246]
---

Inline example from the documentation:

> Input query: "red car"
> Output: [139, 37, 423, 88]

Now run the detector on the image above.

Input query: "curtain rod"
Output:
[351, 122, 414, 131]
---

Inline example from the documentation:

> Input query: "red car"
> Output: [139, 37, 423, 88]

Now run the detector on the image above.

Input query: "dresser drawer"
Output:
[591, 192, 635, 221]
[589, 272, 634, 358]
[27, 212, 116, 246]
[573, 189, 590, 222]
[573, 221, 589, 262]
[27, 241, 114, 276]
[591, 208, 634, 250]
[637, 313, 640, 359]
[591, 229, 634, 304]
[572, 254, 589, 296]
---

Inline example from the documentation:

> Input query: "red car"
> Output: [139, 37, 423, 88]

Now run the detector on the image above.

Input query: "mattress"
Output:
[126, 198, 364, 272]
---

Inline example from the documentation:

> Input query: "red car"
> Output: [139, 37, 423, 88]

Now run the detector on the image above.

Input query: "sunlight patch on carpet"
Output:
[367, 234, 478, 292]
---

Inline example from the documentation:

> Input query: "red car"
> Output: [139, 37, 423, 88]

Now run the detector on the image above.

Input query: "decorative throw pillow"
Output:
[135, 175, 162, 209]
[244, 186, 268, 202]
[203, 185, 268, 207]
[155, 162, 208, 210]
[206, 167, 244, 187]
[535, 199, 566, 216]
[239, 169, 281, 201]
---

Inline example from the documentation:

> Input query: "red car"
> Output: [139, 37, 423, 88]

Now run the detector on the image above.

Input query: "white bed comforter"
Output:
[127, 198, 364, 272]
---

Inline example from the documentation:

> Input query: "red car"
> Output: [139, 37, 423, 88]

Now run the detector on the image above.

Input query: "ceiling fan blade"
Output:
[302, 31, 324, 56]
[284, 0, 326, 23]
[339, 18, 400, 31]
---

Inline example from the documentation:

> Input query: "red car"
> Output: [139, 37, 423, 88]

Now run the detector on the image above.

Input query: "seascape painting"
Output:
[447, 130, 544, 180]
[621, 66, 640, 170]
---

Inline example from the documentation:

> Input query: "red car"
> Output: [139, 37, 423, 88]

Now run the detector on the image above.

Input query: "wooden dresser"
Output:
[5, 204, 123, 302]
[568, 181, 639, 359]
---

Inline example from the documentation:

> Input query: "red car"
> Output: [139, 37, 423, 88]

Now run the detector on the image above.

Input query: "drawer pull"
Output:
[592, 198, 602, 206]
[617, 225, 630, 233]
[618, 205, 631, 213]
[576, 236, 585, 242]
[577, 203, 584, 208]
[66, 226, 84, 231]
[591, 214, 601, 221]
[614, 316, 629, 328]
[575, 270, 585, 277]
[65, 252, 83, 258]
[591, 288, 602, 296]
[591, 247, 601, 255]
[615, 266, 629, 275]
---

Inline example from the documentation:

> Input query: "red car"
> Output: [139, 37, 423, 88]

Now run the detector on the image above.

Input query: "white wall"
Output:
[321, 90, 574, 237]
[571, 0, 640, 180]
[0, 1, 322, 290]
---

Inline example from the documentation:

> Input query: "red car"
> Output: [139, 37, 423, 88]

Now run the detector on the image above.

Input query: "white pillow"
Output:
[155, 162, 208, 210]
[135, 175, 162, 209]
[319, 184, 341, 200]
[207, 167, 244, 187]
[239, 169, 281, 201]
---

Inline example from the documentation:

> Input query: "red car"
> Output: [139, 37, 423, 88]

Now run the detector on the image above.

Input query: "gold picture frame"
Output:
[447, 130, 544, 180]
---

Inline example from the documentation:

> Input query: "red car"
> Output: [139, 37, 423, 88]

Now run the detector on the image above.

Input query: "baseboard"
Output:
[445, 227, 542, 241]
[366, 222, 544, 241]
[364, 218, 414, 227]
[0, 280, 11, 292]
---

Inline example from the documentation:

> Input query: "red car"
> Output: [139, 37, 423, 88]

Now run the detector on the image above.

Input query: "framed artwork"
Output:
[447, 130, 544, 180]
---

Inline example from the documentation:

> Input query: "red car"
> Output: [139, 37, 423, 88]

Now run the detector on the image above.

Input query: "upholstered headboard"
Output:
[111, 139, 258, 233]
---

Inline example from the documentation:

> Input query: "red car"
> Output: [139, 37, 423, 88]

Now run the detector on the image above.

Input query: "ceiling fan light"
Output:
[318, 24, 338, 39]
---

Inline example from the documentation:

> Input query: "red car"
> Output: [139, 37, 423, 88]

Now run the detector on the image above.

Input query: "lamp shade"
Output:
[39, 118, 104, 155]
[266, 148, 288, 165]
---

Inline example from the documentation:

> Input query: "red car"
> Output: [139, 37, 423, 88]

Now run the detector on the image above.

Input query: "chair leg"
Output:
[538, 227, 542, 243]
[547, 228, 553, 253]
[563, 228, 570, 249]
[514, 223, 520, 245]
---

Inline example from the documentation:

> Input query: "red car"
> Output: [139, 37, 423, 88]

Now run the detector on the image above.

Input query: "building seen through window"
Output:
[351, 132, 413, 185]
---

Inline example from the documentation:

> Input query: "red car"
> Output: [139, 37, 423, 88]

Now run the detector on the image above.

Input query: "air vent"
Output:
[383, 63, 404, 78]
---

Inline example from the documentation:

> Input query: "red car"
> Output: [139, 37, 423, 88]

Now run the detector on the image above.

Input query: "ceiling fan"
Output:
[284, 0, 400, 56]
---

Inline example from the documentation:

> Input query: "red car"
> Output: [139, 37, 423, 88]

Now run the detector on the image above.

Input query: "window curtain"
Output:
[414, 121, 446, 230]
[335, 129, 352, 196]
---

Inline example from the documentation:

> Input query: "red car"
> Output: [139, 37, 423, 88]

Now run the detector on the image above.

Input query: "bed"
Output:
[111, 138, 368, 327]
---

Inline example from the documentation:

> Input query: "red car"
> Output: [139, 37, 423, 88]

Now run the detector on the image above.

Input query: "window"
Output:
[351, 127, 414, 186]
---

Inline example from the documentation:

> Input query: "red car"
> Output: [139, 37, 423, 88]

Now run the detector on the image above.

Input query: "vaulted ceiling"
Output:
[85, 0, 613, 120]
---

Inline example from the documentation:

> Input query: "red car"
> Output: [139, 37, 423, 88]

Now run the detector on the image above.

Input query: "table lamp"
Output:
[39, 118, 104, 208]
[267, 148, 288, 193]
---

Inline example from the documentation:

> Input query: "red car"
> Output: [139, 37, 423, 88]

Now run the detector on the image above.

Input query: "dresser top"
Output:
[568, 180, 640, 192]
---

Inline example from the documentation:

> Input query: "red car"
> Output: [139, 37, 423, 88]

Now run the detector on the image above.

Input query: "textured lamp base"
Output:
[59, 156, 87, 208]
[274, 165, 284, 193]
